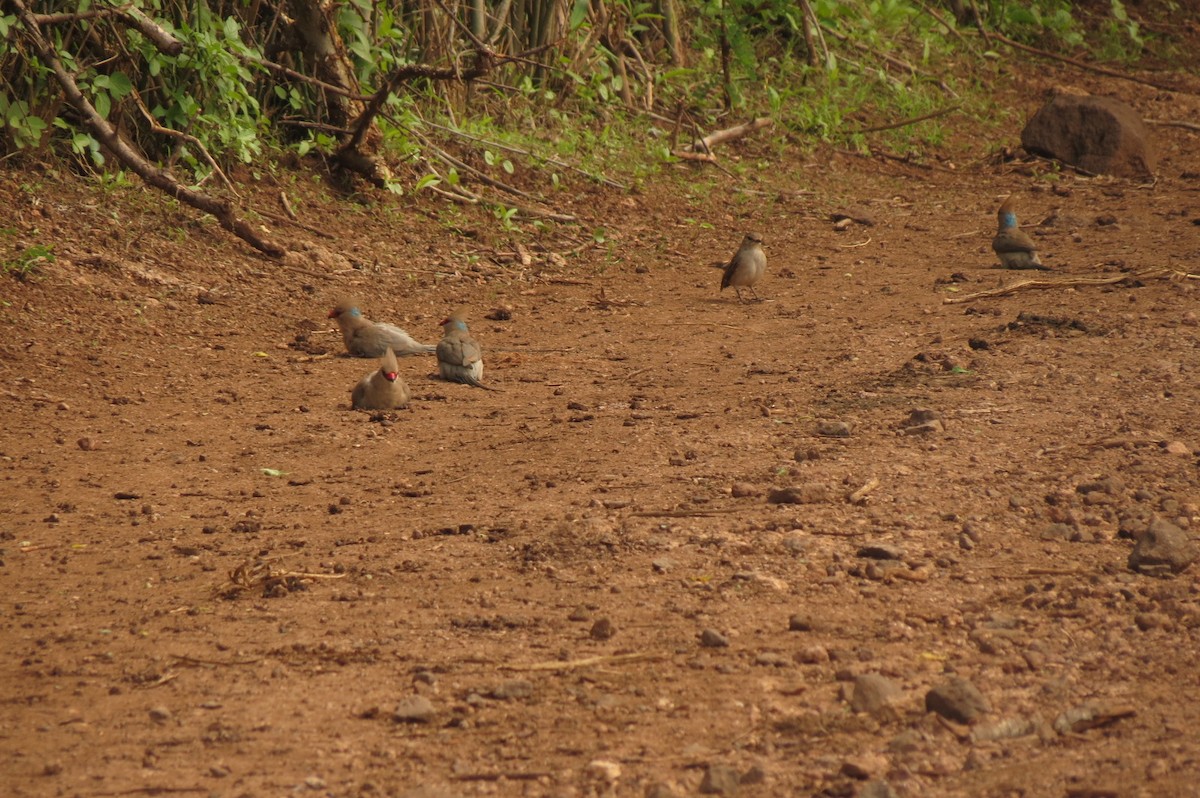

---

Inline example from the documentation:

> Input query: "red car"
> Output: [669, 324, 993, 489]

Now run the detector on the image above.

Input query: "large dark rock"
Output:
[1021, 91, 1155, 178]
[1128, 517, 1198, 576]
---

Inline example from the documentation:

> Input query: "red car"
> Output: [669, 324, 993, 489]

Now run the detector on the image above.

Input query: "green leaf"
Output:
[501, 159, 514, 175]
[415, 174, 441, 190]
[260, 468, 287, 477]
[568, 0, 590, 30]
[107, 72, 133, 99]
[94, 91, 111, 120]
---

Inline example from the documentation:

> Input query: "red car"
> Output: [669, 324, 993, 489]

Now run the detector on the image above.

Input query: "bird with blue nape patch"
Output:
[992, 196, 1049, 271]
[436, 308, 499, 390]
[328, 299, 436, 358]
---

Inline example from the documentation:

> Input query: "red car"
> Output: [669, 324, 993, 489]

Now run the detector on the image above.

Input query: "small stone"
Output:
[585, 760, 621, 782]
[795, 645, 829, 664]
[590, 618, 616, 640]
[651, 557, 676, 574]
[644, 782, 679, 798]
[699, 764, 741, 796]
[857, 544, 904, 561]
[488, 679, 533, 700]
[731, 482, 759, 498]
[767, 484, 828, 504]
[1164, 440, 1192, 456]
[754, 651, 791, 668]
[568, 605, 591, 622]
[699, 628, 729, 648]
[41, 762, 64, 777]
[304, 776, 327, 789]
[1040, 523, 1075, 542]
[925, 677, 990, 724]
[739, 764, 766, 785]
[815, 420, 852, 438]
[148, 706, 171, 723]
[859, 781, 899, 798]
[77, 437, 97, 451]
[841, 753, 888, 780]
[392, 695, 436, 723]
[850, 673, 900, 717]
[900, 408, 942, 428]
[1128, 517, 1198, 575]
[902, 420, 944, 435]
[788, 613, 815, 632]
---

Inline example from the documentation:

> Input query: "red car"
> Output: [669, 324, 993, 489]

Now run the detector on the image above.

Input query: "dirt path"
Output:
[2, 72, 1199, 797]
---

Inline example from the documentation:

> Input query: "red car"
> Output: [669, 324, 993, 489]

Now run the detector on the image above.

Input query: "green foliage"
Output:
[4, 242, 54, 281]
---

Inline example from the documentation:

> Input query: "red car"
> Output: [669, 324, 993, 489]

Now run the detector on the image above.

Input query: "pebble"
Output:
[699, 763, 741, 796]
[754, 651, 791, 668]
[568, 605, 591, 622]
[841, 753, 888, 779]
[1128, 517, 1198, 575]
[857, 544, 904, 561]
[148, 706, 171, 723]
[795, 645, 829, 664]
[652, 558, 676, 574]
[815, 420, 853, 438]
[699, 629, 730, 648]
[1164, 440, 1192, 456]
[849, 673, 900, 717]
[767, 484, 828, 504]
[858, 781, 899, 798]
[77, 437, 97, 451]
[590, 618, 616, 640]
[644, 782, 679, 798]
[731, 482, 760, 498]
[788, 613, 815, 632]
[585, 760, 621, 781]
[392, 695, 436, 723]
[925, 677, 990, 724]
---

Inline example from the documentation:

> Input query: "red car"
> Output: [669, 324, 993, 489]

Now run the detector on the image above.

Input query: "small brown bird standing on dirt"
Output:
[992, 196, 1048, 270]
[328, 299, 436, 358]
[351, 347, 410, 410]
[436, 309, 497, 390]
[720, 232, 766, 302]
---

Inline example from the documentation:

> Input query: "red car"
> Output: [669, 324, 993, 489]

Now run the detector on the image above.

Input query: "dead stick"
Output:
[686, 117, 773, 152]
[847, 477, 880, 504]
[846, 104, 961, 135]
[503, 652, 663, 671]
[943, 268, 1194, 304]
[8, 0, 285, 257]
[990, 32, 1189, 93]
[1147, 119, 1200, 132]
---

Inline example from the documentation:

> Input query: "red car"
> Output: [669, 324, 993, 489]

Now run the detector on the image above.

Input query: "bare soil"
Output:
[2, 68, 1200, 798]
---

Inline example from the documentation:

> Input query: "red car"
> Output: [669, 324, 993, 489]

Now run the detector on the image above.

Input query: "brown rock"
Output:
[767, 484, 828, 504]
[1128, 518, 1198, 576]
[1020, 92, 1155, 178]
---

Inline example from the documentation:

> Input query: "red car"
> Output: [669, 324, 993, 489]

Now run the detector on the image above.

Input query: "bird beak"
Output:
[327, 309, 337, 319]
[385, 371, 398, 382]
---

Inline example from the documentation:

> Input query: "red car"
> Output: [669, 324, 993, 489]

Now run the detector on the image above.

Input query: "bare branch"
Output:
[6, 0, 285, 257]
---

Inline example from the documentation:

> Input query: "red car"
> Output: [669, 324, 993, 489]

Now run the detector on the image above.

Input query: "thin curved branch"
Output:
[7, 0, 285, 257]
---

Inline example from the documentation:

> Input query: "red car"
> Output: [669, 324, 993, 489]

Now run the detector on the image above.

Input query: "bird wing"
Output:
[992, 228, 1038, 254]
[438, 330, 482, 367]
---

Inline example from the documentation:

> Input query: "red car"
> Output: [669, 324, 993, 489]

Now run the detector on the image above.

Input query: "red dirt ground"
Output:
[2, 66, 1199, 798]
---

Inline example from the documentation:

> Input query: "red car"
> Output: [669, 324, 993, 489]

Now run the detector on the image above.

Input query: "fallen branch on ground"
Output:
[8, 0, 285, 257]
[943, 268, 1198, 304]
[685, 117, 773, 153]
